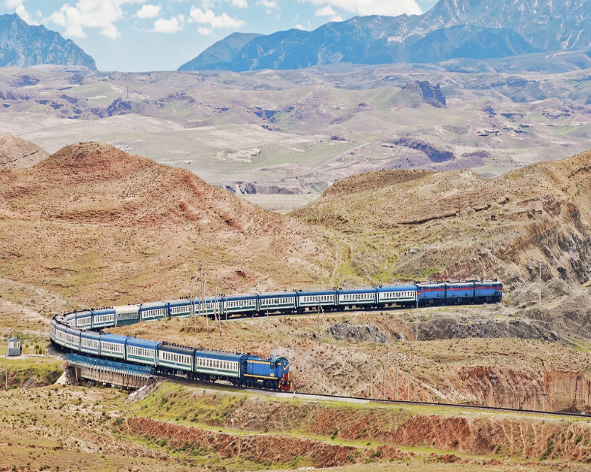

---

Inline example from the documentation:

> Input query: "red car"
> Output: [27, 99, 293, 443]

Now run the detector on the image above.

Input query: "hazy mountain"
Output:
[180, 0, 590, 71]
[178, 32, 262, 71]
[0, 14, 96, 69]
[408, 25, 540, 62]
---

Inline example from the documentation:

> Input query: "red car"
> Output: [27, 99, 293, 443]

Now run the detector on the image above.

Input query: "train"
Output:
[50, 280, 502, 391]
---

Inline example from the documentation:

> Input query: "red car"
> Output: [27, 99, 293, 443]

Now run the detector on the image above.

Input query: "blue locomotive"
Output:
[50, 279, 501, 391]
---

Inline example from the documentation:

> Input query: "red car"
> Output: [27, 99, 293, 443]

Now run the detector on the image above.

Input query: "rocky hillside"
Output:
[0, 14, 96, 69]
[0, 141, 329, 306]
[293, 150, 591, 289]
[0, 134, 48, 168]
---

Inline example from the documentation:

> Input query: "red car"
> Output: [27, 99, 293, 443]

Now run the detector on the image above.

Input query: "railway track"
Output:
[155, 372, 590, 419]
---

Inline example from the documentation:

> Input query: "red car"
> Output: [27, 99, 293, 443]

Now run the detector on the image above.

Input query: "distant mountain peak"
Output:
[178, 0, 590, 71]
[0, 13, 96, 69]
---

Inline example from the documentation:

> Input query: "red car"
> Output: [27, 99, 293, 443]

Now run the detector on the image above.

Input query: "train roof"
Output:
[194, 350, 245, 361]
[377, 284, 417, 291]
[224, 293, 258, 300]
[415, 282, 446, 288]
[258, 291, 297, 298]
[140, 301, 168, 309]
[74, 310, 92, 317]
[159, 343, 195, 356]
[126, 337, 161, 349]
[92, 307, 115, 314]
[100, 333, 128, 344]
[297, 289, 337, 296]
[337, 287, 377, 294]
[80, 330, 101, 340]
[168, 299, 191, 307]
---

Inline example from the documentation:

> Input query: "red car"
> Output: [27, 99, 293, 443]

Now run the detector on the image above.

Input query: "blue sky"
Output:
[2, 0, 439, 72]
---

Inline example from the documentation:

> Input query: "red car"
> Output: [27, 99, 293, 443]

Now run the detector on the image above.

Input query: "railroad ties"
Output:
[66, 353, 155, 389]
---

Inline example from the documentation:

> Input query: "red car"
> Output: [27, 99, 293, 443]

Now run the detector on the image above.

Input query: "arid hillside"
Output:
[0, 141, 330, 309]
[293, 151, 591, 289]
[0, 134, 48, 168]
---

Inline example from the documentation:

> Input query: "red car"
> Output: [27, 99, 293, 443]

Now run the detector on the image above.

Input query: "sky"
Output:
[1, 0, 439, 72]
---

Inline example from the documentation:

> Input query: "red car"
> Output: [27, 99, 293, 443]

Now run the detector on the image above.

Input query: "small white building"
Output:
[8, 338, 21, 356]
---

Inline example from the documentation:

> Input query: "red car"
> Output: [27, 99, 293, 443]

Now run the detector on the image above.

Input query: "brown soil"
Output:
[126, 417, 362, 468]
[0, 141, 330, 306]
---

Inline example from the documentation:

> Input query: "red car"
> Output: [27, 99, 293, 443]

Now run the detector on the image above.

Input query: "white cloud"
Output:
[302, 0, 421, 17]
[135, 4, 161, 19]
[5, 0, 38, 25]
[152, 14, 184, 32]
[48, 0, 145, 40]
[314, 5, 342, 21]
[188, 7, 244, 29]
[232, 0, 248, 8]
[197, 26, 213, 35]
[257, 0, 278, 8]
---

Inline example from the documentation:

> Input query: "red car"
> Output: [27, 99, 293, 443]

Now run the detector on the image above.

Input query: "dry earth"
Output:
[2, 65, 591, 210]
[0, 141, 331, 306]
[0, 134, 48, 169]
[293, 150, 591, 289]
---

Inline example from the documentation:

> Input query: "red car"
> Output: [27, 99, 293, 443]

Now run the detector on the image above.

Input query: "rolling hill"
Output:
[0, 140, 329, 306]
[292, 150, 591, 290]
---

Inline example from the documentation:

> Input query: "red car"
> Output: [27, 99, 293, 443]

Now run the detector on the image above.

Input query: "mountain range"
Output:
[181, 0, 588, 71]
[0, 13, 96, 69]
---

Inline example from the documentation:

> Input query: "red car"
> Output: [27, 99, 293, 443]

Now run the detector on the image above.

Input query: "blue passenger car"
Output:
[80, 330, 101, 356]
[100, 333, 127, 360]
[224, 294, 257, 316]
[258, 292, 297, 313]
[54, 322, 67, 347]
[168, 299, 191, 318]
[194, 350, 244, 381]
[65, 327, 81, 351]
[158, 343, 194, 373]
[376, 285, 417, 307]
[337, 288, 377, 308]
[92, 308, 116, 329]
[126, 337, 160, 366]
[297, 290, 337, 311]
[74, 310, 93, 330]
[140, 301, 168, 322]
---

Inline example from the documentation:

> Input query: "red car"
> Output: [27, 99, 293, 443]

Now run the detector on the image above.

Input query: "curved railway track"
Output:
[153, 372, 590, 419]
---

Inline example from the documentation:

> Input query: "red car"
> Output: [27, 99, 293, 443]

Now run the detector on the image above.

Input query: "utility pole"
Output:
[190, 275, 195, 332]
[5, 354, 7, 391]
[216, 286, 222, 337]
[370, 355, 374, 398]
[382, 352, 388, 399]
[317, 301, 320, 340]
[539, 260, 542, 308]
[396, 354, 399, 401]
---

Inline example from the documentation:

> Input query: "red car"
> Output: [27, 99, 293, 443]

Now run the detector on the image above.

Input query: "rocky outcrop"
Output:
[393, 138, 455, 162]
[419, 315, 558, 341]
[327, 321, 392, 343]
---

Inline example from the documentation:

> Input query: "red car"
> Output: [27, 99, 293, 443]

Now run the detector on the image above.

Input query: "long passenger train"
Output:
[50, 280, 502, 391]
